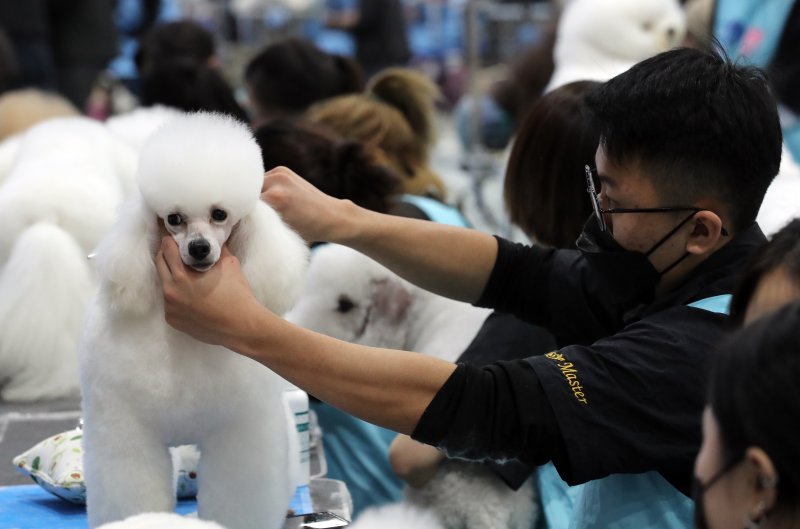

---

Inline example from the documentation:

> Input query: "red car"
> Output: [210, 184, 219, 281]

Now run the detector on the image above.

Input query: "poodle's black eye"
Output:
[641, 21, 653, 31]
[336, 295, 356, 314]
[167, 214, 183, 226]
[211, 209, 227, 222]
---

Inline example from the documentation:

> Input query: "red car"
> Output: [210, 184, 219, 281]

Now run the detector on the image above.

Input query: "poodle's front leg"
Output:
[197, 419, 293, 529]
[83, 421, 175, 528]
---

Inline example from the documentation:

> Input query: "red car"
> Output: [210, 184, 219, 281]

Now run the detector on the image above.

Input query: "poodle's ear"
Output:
[94, 195, 160, 315]
[228, 201, 309, 315]
[368, 276, 413, 324]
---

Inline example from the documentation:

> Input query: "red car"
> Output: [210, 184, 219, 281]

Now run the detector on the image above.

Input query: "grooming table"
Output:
[0, 483, 316, 529]
[1, 401, 352, 528]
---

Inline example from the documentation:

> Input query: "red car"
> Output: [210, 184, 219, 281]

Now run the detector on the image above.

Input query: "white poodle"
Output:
[106, 106, 186, 154]
[78, 112, 309, 529]
[0, 117, 137, 401]
[286, 244, 538, 529]
[546, 0, 686, 91]
[287, 244, 490, 361]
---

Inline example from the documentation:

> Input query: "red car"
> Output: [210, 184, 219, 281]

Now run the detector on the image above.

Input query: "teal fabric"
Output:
[714, 0, 800, 162]
[686, 294, 732, 315]
[713, 0, 794, 69]
[568, 473, 693, 529]
[311, 401, 403, 517]
[536, 463, 584, 529]
[400, 194, 471, 228]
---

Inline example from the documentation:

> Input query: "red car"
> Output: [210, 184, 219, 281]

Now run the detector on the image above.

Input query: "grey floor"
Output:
[0, 396, 82, 487]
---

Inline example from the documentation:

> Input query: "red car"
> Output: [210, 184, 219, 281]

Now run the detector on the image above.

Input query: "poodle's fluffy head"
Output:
[137, 112, 263, 271]
[286, 244, 412, 349]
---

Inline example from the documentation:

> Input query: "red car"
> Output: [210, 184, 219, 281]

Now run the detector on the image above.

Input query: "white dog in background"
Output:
[79, 112, 308, 529]
[0, 117, 137, 401]
[287, 244, 538, 529]
[546, 0, 686, 91]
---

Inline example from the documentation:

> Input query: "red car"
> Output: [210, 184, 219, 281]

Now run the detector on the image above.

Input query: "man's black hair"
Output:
[585, 47, 783, 233]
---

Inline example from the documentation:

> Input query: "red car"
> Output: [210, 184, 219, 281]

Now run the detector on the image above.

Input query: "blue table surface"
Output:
[0, 484, 313, 529]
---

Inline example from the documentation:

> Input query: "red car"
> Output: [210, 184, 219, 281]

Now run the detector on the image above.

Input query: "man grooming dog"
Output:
[157, 48, 782, 528]
[80, 112, 308, 529]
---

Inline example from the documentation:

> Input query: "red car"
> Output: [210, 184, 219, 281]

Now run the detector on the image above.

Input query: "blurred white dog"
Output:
[79, 113, 308, 529]
[0, 117, 136, 401]
[547, 0, 686, 91]
[287, 244, 537, 529]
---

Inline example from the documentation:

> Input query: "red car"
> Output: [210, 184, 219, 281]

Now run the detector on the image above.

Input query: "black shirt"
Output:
[412, 224, 767, 495]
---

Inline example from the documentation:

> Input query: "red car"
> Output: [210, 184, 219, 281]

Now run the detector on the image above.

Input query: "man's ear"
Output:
[686, 210, 726, 256]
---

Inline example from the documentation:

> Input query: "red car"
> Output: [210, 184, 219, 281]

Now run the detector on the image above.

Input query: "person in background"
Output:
[254, 118, 400, 216]
[0, 0, 55, 93]
[48, 0, 118, 109]
[694, 301, 800, 529]
[324, 0, 410, 78]
[243, 37, 363, 128]
[308, 68, 450, 204]
[134, 20, 247, 122]
[730, 218, 800, 325]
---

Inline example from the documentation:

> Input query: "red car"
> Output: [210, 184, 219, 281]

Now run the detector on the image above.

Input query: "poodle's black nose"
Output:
[188, 239, 211, 260]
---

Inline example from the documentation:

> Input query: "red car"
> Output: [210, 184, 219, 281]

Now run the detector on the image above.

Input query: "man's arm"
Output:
[262, 166, 498, 304]
[156, 237, 457, 434]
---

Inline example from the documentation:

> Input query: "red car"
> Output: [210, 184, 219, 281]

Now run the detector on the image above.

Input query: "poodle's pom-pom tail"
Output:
[94, 196, 160, 315]
[0, 222, 90, 400]
[96, 512, 226, 529]
[230, 201, 309, 315]
[348, 503, 445, 529]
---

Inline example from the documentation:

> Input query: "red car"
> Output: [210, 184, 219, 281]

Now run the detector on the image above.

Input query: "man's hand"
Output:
[155, 236, 267, 349]
[261, 166, 360, 244]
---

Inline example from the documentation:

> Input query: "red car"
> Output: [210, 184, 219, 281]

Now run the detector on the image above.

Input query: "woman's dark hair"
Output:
[504, 81, 600, 248]
[135, 20, 215, 70]
[136, 21, 247, 122]
[244, 38, 363, 121]
[730, 219, 800, 323]
[709, 301, 800, 515]
[254, 118, 402, 213]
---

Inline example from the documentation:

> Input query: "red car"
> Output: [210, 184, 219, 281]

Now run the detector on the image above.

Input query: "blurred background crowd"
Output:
[0, 0, 798, 240]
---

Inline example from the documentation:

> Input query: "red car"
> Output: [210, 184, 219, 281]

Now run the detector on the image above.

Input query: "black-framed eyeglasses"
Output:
[584, 165, 729, 236]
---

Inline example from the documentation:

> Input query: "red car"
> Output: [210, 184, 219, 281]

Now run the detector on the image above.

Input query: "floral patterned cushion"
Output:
[12, 429, 200, 504]
[12, 428, 86, 503]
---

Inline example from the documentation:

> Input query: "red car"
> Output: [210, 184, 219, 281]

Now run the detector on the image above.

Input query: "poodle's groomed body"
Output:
[79, 113, 308, 529]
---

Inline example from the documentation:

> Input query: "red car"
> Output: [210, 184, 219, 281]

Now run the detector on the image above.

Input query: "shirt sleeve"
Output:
[477, 237, 655, 346]
[412, 306, 722, 496]
[411, 359, 564, 467]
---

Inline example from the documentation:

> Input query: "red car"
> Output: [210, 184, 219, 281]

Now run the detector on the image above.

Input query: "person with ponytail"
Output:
[254, 118, 401, 217]
[693, 301, 800, 529]
[307, 68, 463, 225]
